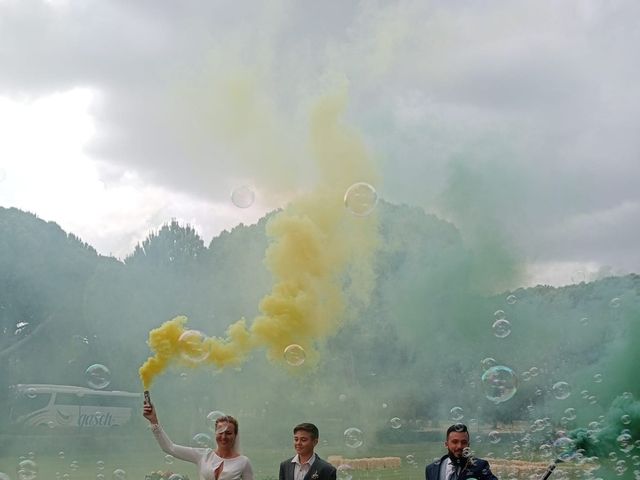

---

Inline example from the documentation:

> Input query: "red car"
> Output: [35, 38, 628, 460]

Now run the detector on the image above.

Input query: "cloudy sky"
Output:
[1, 0, 638, 286]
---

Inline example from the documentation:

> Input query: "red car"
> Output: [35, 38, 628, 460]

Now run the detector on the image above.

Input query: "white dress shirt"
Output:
[443, 458, 460, 480]
[292, 453, 316, 480]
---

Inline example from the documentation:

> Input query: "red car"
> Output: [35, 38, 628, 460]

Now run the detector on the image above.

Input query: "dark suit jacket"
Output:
[425, 455, 498, 480]
[279, 455, 337, 480]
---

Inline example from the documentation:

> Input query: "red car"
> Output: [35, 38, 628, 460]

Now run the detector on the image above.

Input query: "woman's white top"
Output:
[151, 424, 254, 480]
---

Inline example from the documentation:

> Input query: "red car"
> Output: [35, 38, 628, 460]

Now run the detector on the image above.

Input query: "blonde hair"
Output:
[215, 415, 239, 435]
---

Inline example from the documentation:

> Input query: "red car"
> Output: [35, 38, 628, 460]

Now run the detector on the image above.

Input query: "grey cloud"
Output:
[1, 0, 640, 274]
[341, 0, 640, 273]
[527, 201, 640, 269]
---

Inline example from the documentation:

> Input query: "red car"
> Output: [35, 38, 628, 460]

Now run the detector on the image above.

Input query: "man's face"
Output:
[445, 431, 469, 458]
[294, 430, 318, 459]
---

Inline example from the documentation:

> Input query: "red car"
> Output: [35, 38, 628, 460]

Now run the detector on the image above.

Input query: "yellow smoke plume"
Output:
[139, 88, 379, 389]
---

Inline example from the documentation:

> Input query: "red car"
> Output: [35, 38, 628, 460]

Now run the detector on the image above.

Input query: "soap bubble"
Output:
[178, 330, 209, 363]
[539, 444, 553, 458]
[451, 423, 466, 433]
[283, 344, 306, 366]
[112, 469, 127, 480]
[25, 388, 37, 399]
[16, 460, 38, 480]
[553, 437, 577, 461]
[337, 464, 353, 480]
[481, 358, 496, 370]
[494, 310, 506, 320]
[192, 433, 212, 447]
[450, 407, 464, 421]
[552, 382, 571, 400]
[532, 419, 545, 431]
[344, 427, 364, 448]
[168, 475, 184, 480]
[69, 461, 79, 471]
[206, 411, 226, 430]
[506, 294, 517, 305]
[85, 364, 111, 390]
[231, 186, 255, 208]
[617, 433, 634, 454]
[621, 414, 631, 425]
[610, 297, 621, 308]
[57, 451, 65, 459]
[488, 431, 501, 444]
[492, 319, 511, 338]
[593, 373, 603, 383]
[164, 455, 174, 465]
[564, 408, 577, 421]
[14, 321, 30, 337]
[390, 417, 402, 429]
[482, 365, 518, 404]
[344, 182, 378, 216]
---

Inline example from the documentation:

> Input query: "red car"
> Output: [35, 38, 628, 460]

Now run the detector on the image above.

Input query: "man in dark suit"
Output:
[425, 424, 498, 480]
[279, 423, 337, 480]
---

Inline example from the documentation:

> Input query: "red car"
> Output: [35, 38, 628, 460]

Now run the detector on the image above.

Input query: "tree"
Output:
[125, 220, 205, 270]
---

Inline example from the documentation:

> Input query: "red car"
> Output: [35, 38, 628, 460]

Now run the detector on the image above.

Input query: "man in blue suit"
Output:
[279, 423, 337, 480]
[425, 424, 498, 480]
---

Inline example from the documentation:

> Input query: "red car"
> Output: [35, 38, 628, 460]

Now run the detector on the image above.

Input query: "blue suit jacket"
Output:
[425, 455, 498, 480]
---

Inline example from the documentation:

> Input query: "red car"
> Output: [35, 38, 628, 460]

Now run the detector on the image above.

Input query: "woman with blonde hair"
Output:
[143, 399, 253, 480]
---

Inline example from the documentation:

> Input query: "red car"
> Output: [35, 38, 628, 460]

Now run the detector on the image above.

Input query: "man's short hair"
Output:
[446, 423, 469, 438]
[294, 422, 319, 439]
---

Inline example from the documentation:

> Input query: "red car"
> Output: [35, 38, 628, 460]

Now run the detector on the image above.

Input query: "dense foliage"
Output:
[1, 205, 638, 450]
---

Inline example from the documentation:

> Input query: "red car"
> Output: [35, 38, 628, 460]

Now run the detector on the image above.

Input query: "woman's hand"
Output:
[143, 399, 159, 425]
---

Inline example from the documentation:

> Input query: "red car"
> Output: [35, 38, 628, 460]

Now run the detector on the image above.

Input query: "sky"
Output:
[1, 0, 639, 287]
